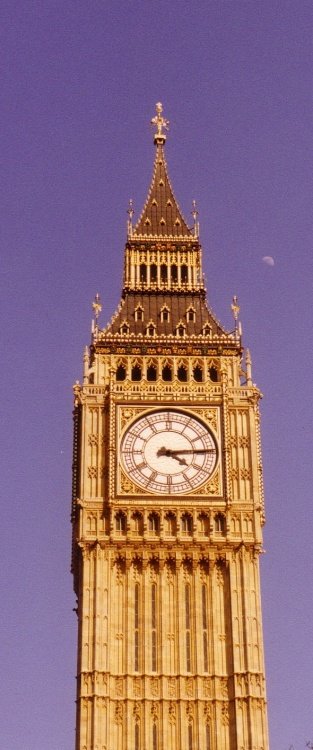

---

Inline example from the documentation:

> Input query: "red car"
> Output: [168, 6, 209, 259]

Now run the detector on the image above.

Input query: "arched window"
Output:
[215, 513, 226, 534]
[148, 513, 159, 535]
[181, 264, 188, 283]
[209, 366, 218, 382]
[176, 324, 185, 337]
[193, 365, 203, 382]
[131, 364, 142, 381]
[150, 264, 157, 282]
[147, 363, 157, 381]
[187, 307, 195, 322]
[165, 512, 176, 536]
[132, 512, 143, 535]
[140, 264, 147, 283]
[177, 365, 188, 382]
[181, 513, 192, 535]
[171, 264, 178, 282]
[115, 512, 126, 535]
[161, 264, 167, 282]
[135, 306, 144, 321]
[146, 323, 156, 337]
[162, 364, 172, 381]
[116, 364, 126, 381]
[161, 306, 170, 322]
[198, 513, 209, 537]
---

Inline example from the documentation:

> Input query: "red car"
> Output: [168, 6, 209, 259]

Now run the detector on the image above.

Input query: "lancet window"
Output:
[185, 583, 192, 672]
[202, 584, 209, 672]
[152, 724, 158, 750]
[147, 362, 157, 381]
[181, 264, 188, 283]
[177, 364, 188, 382]
[116, 362, 126, 381]
[135, 306, 144, 321]
[131, 363, 142, 381]
[134, 583, 140, 672]
[150, 264, 157, 282]
[140, 264, 147, 283]
[214, 513, 226, 534]
[193, 364, 203, 382]
[115, 512, 126, 535]
[181, 513, 192, 535]
[162, 363, 172, 381]
[160, 305, 170, 322]
[151, 583, 157, 671]
[187, 306, 195, 322]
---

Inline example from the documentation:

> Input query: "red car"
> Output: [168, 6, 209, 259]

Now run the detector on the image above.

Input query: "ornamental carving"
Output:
[120, 470, 138, 494]
[192, 407, 218, 432]
[168, 677, 176, 697]
[88, 466, 97, 478]
[221, 703, 229, 726]
[88, 433, 98, 446]
[203, 702, 211, 721]
[133, 677, 141, 696]
[133, 701, 141, 721]
[220, 677, 228, 697]
[115, 677, 123, 696]
[185, 677, 194, 697]
[150, 678, 159, 697]
[240, 468, 251, 480]
[168, 702, 176, 724]
[239, 435, 249, 448]
[203, 678, 212, 697]
[120, 407, 140, 430]
[186, 702, 194, 722]
[114, 703, 123, 724]
[151, 701, 159, 719]
[229, 468, 239, 480]
[196, 472, 220, 496]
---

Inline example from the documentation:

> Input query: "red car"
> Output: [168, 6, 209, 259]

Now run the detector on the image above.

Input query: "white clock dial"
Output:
[120, 409, 217, 494]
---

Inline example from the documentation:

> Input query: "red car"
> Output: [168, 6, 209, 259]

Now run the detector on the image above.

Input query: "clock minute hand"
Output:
[170, 448, 216, 455]
[156, 447, 187, 465]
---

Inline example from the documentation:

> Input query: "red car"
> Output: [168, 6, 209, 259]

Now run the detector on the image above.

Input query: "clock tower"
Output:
[72, 104, 269, 750]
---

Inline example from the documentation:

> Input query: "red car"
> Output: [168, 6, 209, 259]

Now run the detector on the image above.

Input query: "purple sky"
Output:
[1, 2, 312, 747]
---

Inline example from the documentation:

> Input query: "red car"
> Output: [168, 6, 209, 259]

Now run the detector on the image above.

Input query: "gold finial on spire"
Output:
[231, 295, 242, 338]
[191, 199, 199, 238]
[151, 102, 169, 145]
[231, 295, 240, 322]
[127, 198, 134, 237]
[92, 292, 102, 322]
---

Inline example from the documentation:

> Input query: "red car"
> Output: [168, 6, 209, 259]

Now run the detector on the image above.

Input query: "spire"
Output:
[133, 103, 192, 239]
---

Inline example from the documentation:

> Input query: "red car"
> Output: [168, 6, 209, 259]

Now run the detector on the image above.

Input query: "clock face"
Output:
[120, 409, 217, 494]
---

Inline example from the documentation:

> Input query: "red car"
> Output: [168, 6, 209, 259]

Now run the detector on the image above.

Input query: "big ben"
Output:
[71, 103, 269, 750]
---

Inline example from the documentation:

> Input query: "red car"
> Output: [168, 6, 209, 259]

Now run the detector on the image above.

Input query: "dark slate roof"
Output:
[105, 292, 225, 337]
[133, 144, 192, 239]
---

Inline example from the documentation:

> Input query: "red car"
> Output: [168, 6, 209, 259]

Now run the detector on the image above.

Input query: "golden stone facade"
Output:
[72, 105, 269, 749]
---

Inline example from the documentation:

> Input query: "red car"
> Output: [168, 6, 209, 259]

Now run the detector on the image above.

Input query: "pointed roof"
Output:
[133, 104, 192, 239]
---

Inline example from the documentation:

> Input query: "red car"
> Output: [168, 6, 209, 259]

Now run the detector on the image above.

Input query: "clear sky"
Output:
[1, 1, 312, 748]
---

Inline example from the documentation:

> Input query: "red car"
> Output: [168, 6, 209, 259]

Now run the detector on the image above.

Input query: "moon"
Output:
[262, 256, 275, 266]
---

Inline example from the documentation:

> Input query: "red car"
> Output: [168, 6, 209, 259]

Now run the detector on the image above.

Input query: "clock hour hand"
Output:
[156, 447, 187, 465]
